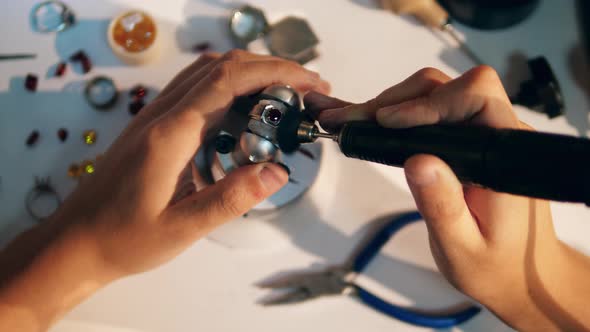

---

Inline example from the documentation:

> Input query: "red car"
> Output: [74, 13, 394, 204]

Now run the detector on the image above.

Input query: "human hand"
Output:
[305, 66, 588, 331]
[54, 50, 330, 277]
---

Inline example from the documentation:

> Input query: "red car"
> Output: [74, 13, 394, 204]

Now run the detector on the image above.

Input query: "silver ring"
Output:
[31, 1, 76, 33]
[25, 177, 61, 222]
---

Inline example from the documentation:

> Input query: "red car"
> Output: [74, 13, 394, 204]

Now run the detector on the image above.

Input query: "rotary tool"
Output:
[277, 115, 590, 205]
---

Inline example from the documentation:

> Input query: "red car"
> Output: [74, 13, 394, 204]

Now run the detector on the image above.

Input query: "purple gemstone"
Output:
[264, 108, 282, 125]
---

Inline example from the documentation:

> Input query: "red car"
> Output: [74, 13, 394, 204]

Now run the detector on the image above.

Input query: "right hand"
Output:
[305, 66, 586, 331]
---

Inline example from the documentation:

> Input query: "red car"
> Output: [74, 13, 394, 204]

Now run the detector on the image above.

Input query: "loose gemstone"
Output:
[25, 74, 38, 92]
[83, 130, 97, 145]
[57, 128, 68, 142]
[129, 99, 145, 115]
[26, 130, 40, 146]
[55, 62, 67, 77]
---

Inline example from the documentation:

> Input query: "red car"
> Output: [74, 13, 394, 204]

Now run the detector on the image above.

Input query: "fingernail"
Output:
[405, 163, 438, 187]
[259, 165, 287, 192]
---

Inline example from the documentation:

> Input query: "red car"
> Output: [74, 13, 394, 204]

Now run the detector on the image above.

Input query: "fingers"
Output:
[303, 91, 352, 120]
[159, 52, 222, 97]
[164, 163, 288, 234]
[404, 154, 484, 251]
[376, 66, 519, 129]
[319, 68, 451, 131]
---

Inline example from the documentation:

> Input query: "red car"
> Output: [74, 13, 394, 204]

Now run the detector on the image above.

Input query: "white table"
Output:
[1, 0, 588, 331]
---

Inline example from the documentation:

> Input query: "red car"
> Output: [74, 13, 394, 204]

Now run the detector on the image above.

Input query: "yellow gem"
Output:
[83, 130, 97, 145]
[81, 160, 95, 174]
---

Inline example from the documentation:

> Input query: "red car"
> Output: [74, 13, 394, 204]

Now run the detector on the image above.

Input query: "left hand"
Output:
[52, 50, 331, 277]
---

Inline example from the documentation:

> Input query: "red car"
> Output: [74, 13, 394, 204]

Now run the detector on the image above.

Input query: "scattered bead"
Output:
[25, 74, 38, 92]
[128, 99, 145, 115]
[81, 160, 95, 174]
[57, 128, 68, 142]
[26, 130, 40, 147]
[192, 42, 211, 53]
[68, 164, 83, 178]
[55, 62, 67, 77]
[83, 130, 97, 145]
[130, 85, 147, 98]
[70, 50, 92, 74]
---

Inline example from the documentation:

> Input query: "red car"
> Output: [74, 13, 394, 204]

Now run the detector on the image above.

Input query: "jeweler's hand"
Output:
[306, 66, 590, 331]
[0, 50, 330, 332]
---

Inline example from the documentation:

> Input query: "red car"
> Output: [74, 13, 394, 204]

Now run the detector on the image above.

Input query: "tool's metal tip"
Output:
[0, 54, 37, 61]
[312, 131, 338, 141]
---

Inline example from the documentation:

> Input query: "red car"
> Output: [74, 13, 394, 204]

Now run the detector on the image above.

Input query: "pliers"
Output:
[258, 211, 481, 328]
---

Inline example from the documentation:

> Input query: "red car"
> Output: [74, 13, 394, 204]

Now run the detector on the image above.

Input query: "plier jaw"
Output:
[257, 211, 481, 328]
[257, 267, 354, 305]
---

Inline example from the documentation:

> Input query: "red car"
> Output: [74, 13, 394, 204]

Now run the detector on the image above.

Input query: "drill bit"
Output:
[0, 54, 36, 61]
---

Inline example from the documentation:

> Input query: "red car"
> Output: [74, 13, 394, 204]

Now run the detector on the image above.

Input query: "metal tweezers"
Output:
[258, 211, 481, 328]
[0, 54, 36, 61]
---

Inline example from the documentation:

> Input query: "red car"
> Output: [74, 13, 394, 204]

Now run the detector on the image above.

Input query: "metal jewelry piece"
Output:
[84, 76, 118, 110]
[228, 6, 319, 64]
[199, 85, 322, 211]
[26, 177, 61, 222]
[30, 1, 76, 33]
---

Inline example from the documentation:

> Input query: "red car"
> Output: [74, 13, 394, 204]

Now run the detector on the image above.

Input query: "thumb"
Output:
[165, 163, 288, 233]
[404, 154, 483, 250]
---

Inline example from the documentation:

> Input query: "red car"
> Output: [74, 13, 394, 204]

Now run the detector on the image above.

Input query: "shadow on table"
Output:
[250, 147, 491, 330]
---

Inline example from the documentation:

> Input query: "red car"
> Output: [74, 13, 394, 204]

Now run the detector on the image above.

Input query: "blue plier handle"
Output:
[351, 211, 481, 328]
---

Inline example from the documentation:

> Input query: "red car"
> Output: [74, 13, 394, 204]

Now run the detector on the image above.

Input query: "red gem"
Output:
[192, 42, 211, 53]
[25, 74, 38, 92]
[26, 130, 39, 146]
[57, 128, 68, 142]
[70, 50, 92, 73]
[129, 100, 145, 115]
[55, 62, 67, 77]
[130, 85, 147, 98]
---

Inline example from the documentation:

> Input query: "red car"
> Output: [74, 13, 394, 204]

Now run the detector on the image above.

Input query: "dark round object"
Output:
[438, 0, 540, 30]
[215, 134, 236, 154]
[512, 57, 564, 118]
[130, 85, 147, 98]
[25, 73, 38, 92]
[84, 76, 118, 110]
[263, 107, 283, 125]
[57, 128, 68, 142]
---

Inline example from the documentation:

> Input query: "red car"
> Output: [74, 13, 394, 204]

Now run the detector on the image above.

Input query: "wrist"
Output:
[0, 214, 119, 330]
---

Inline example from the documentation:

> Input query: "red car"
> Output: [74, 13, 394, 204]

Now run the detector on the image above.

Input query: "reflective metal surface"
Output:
[229, 5, 268, 47]
[30, 1, 75, 33]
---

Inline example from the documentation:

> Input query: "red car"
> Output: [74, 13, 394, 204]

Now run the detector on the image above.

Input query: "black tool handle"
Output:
[338, 122, 590, 205]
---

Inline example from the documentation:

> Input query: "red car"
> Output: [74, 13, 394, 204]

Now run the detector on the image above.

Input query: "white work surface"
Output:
[1, 0, 590, 331]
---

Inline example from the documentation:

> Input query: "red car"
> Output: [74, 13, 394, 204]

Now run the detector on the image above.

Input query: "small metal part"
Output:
[26, 130, 40, 147]
[30, 0, 76, 33]
[0, 54, 36, 61]
[83, 130, 97, 145]
[57, 128, 68, 142]
[26, 177, 61, 222]
[313, 131, 338, 141]
[296, 121, 319, 144]
[261, 104, 283, 126]
[54, 61, 67, 76]
[267, 16, 319, 64]
[215, 134, 236, 154]
[229, 5, 269, 47]
[239, 131, 278, 163]
[84, 76, 118, 110]
[25, 73, 38, 92]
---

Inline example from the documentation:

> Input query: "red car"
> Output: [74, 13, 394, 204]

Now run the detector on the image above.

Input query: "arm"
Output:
[307, 66, 590, 331]
[0, 50, 330, 332]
